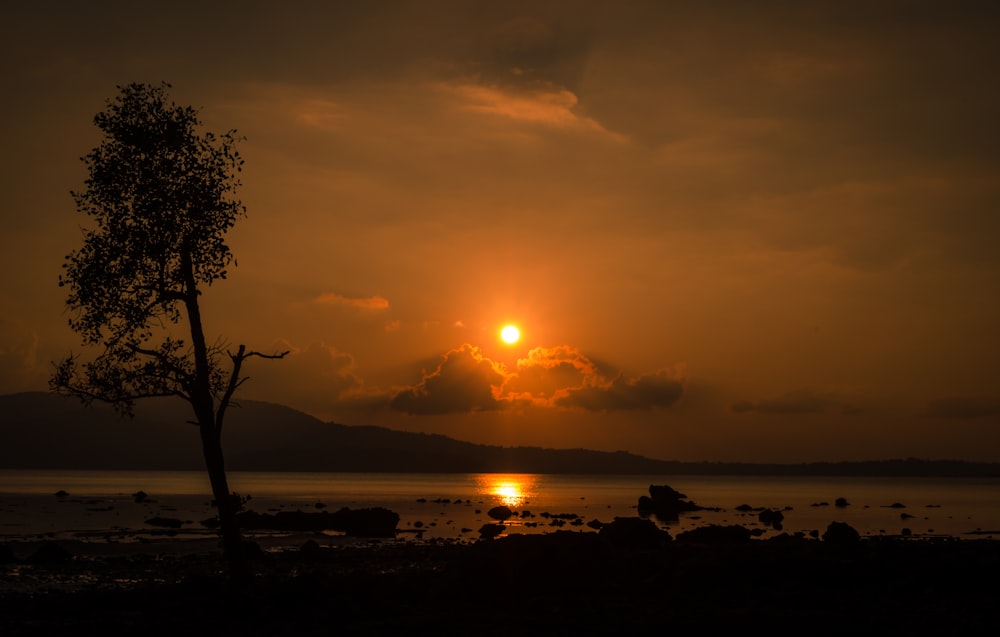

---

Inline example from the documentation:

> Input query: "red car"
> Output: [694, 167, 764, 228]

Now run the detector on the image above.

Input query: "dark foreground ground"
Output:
[2, 532, 999, 636]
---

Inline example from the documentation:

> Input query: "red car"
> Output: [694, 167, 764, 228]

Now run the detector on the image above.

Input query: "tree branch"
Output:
[243, 350, 292, 361]
[53, 374, 189, 416]
[215, 345, 289, 433]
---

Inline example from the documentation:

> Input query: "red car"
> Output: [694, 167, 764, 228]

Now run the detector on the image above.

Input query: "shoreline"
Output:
[2, 531, 999, 635]
[5, 472, 998, 543]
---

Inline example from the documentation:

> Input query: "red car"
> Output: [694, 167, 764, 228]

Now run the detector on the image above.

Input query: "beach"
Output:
[2, 472, 999, 634]
[2, 531, 999, 636]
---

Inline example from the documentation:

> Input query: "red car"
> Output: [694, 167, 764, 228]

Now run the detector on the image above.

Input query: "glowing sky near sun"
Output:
[1, 1, 999, 462]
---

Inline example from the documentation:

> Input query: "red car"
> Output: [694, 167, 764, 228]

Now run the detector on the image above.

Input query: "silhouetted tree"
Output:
[52, 82, 286, 580]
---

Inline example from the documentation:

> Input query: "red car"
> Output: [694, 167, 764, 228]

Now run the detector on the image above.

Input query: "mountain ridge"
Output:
[1, 392, 998, 476]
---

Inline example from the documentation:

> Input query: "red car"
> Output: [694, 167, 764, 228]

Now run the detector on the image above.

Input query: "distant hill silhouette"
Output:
[1, 392, 998, 476]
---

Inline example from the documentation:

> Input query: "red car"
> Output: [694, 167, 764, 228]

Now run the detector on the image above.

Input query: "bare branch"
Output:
[242, 349, 291, 361]
[215, 346, 289, 432]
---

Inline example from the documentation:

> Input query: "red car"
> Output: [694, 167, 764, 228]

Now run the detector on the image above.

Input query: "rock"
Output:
[237, 507, 399, 537]
[901, 512, 914, 520]
[488, 505, 513, 522]
[586, 519, 603, 530]
[886, 502, 906, 509]
[757, 509, 785, 530]
[675, 524, 752, 544]
[334, 507, 399, 538]
[479, 523, 506, 540]
[133, 490, 149, 503]
[735, 503, 754, 512]
[835, 497, 850, 508]
[637, 484, 704, 521]
[242, 540, 266, 562]
[54, 490, 69, 498]
[28, 542, 72, 564]
[599, 516, 671, 549]
[145, 516, 184, 528]
[822, 521, 860, 545]
[299, 539, 322, 560]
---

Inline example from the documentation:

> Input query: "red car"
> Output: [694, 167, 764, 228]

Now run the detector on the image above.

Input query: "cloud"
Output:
[732, 390, 861, 416]
[390, 344, 507, 415]
[389, 343, 685, 415]
[245, 340, 363, 411]
[314, 293, 390, 310]
[441, 82, 625, 141]
[0, 315, 43, 392]
[508, 345, 685, 412]
[556, 370, 686, 412]
[503, 345, 598, 405]
[926, 397, 1000, 420]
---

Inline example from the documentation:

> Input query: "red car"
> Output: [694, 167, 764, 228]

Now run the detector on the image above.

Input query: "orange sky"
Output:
[1, 1, 999, 462]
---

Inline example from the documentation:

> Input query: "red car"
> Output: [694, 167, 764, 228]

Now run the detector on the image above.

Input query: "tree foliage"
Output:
[54, 82, 250, 413]
[52, 82, 284, 579]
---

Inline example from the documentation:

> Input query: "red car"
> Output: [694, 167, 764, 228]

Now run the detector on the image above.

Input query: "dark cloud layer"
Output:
[926, 397, 1000, 420]
[732, 390, 860, 416]
[556, 370, 684, 412]
[390, 343, 685, 416]
[247, 341, 363, 413]
[390, 345, 505, 415]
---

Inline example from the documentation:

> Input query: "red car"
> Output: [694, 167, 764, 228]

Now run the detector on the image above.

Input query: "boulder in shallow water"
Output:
[488, 505, 513, 522]
[145, 516, 184, 529]
[300, 539, 322, 560]
[237, 506, 399, 537]
[336, 507, 400, 538]
[822, 521, 860, 545]
[28, 542, 72, 564]
[479, 523, 506, 540]
[242, 540, 266, 562]
[675, 524, 752, 544]
[758, 508, 785, 530]
[599, 516, 671, 549]
[637, 484, 704, 522]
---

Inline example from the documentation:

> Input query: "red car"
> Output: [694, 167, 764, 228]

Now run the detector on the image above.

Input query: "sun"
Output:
[500, 325, 520, 344]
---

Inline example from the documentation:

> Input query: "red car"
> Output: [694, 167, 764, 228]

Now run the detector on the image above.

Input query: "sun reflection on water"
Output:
[476, 474, 538, 508]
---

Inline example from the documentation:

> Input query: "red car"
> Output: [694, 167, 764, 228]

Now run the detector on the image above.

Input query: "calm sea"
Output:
[1, 470, 998, 541]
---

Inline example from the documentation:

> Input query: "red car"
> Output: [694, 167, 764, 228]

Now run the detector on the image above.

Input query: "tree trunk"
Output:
[182, 249, 249, 582]
[199, 418, 250, 582]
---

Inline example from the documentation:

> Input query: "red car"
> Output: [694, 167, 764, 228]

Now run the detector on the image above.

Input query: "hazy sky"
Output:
[2, 1, 999, 462]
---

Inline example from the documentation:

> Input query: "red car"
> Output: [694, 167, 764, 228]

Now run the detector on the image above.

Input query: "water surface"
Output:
[1, 470, 997, 541]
